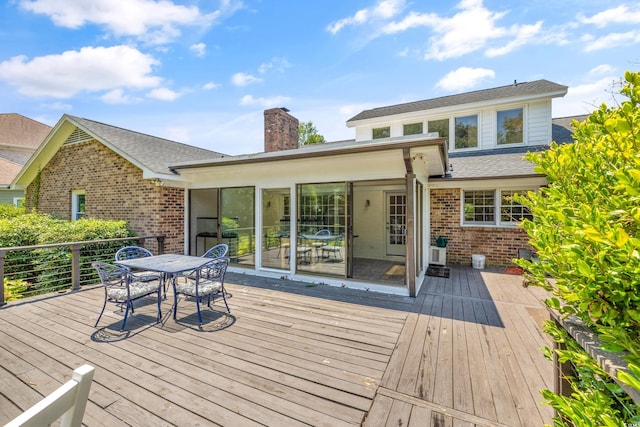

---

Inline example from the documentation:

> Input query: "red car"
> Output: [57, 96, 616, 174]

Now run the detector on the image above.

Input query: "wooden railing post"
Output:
[70, 244, 82, 291]
[0, 250, 5, 306]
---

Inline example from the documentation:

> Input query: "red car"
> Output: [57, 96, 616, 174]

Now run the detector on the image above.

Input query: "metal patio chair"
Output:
[115, 245, 165, 296]
[321, 233, 344, 262]
[92, 261, 162, 331]
[173, 257, 230, 326]
[202, 243, 228, 259]
[311, 229, 331, 261]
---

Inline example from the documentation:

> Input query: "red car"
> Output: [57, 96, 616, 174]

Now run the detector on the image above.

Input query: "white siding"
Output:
[527, 100, 552, 145]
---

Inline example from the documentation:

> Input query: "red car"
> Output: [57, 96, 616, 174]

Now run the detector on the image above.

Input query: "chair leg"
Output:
[221, 288, 230, 313]
[156, 288, 162, 322]
[120, 301, 132, 331]
[94, 300, 107, 327]
[196, 297, 203, 326]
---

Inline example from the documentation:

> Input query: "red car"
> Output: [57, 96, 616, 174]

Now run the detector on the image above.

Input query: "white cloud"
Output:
[147, 87, 181, 101]
[17, 0, 236, 45]
[435, 67, 495, 92]
[554, 76, 624, 117]
[101, 88, 138, 104]
[582, 30, 640, 52]
[41, 101, 72, 110]
[231, 72, 263, 87]
[240, 94, 291, 108]
[0, 45, 161, 98]
[578, 5, 640, 28]
[189, 42, 206, 57]
[327, 0, 405, 34]
[485, 21, 543, 57]
[203, 82, 220, 90]
[258, 57, 291, 74]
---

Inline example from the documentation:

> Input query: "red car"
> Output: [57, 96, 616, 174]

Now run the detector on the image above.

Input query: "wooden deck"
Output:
[0, 266, 553, 426]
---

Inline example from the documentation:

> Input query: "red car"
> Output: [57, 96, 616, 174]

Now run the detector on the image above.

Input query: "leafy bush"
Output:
[0, 204, 25, 219]
[3, 278, 28, 302]
[1, 212, 134, 297]
[516, 70, 640, 425]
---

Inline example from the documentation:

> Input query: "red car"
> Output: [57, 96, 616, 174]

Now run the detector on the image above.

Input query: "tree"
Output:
[298, 121, 326, 146]
[516, 70, 640, 425]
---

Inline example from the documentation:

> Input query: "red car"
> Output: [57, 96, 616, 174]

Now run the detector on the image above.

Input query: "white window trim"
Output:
[72, 190, 86, 220]
[460, 188, 534, 228]
[495, 105, 527, 147]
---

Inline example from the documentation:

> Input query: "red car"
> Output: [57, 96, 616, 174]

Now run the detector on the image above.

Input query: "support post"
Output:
[0, 250, 5, 306]
[71, 244, 81, 291]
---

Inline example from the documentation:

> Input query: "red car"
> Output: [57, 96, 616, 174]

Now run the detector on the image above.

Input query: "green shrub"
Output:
[0, 204, 25, 219]
[3, 278, 28, 302]
[516, 70, 640, 425]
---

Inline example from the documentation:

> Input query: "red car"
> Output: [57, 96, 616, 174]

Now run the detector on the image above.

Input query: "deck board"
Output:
[1, 266, 553, 426]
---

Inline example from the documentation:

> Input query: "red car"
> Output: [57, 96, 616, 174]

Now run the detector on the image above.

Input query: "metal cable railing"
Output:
[0, 235, 165, 305]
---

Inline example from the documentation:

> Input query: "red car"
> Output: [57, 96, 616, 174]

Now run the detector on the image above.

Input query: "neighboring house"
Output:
[12, 114, 223, 254]
[0, 113, 51, 205]
[13, 80, 583, 297]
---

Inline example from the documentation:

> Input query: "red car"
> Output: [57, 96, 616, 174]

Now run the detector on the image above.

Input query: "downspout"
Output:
[403, 148, 416, 297]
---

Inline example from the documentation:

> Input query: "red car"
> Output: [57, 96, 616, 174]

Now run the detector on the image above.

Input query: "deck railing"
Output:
[0, 235, 165, 306]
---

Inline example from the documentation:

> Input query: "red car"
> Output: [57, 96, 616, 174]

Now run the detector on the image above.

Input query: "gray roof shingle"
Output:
[347, 80, 568, 123]
[68, 115, 224, 175]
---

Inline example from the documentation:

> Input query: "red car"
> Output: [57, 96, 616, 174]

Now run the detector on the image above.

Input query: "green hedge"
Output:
[1, 212, 134, 297]
[516, 70, 640, 425]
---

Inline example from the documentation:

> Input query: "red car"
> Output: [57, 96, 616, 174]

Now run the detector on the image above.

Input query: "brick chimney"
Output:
[264, 107, 299, 152]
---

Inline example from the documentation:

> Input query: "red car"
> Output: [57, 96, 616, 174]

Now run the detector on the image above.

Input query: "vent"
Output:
[430, 246, 447, 266]
[64, 128, 93, 145]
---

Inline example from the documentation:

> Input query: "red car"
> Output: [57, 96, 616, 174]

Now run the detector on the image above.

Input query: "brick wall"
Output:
[25, 140, 184, 254]
[430, 188, 531, 267]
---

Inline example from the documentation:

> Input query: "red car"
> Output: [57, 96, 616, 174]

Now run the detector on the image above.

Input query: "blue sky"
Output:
[0, 0, 638, 155]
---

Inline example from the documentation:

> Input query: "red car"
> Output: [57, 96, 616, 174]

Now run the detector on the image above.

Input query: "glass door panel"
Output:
[220, 187, 255, 267]
[386, 192, 406, 256]
[296, 183, 346, 277]
[261, 188, 290, 270]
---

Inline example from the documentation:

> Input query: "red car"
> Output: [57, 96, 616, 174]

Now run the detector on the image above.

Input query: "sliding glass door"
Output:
[261, 188, 290, 270]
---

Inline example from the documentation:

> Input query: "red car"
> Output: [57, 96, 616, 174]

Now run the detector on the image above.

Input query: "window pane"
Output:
[221, 187, 255, 267]
[372, 127, 390, 139]
[454, 115, 478, 149]
[463, 190, 495, 224]
[403, 122, 423, 136]
[497, 108, 523, 145]
[500, 190, 533, 223]
[261, 188, 290, 270]
[428, 119, 449, 149]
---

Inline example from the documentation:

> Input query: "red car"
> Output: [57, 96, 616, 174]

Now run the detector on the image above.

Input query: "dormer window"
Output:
[497, 108, 524, 145]
[454, 115, 478, 149]
[372, 126, 390, 139]
[403, 122, 423, 136]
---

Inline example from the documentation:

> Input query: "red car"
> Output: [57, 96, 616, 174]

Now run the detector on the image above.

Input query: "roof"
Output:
[347, 80, 568, 124]
[0, 157, 23, 186]
[436, 114, 588, 181]
[0, 113, 51, 149]
[66, 115, 224, 176]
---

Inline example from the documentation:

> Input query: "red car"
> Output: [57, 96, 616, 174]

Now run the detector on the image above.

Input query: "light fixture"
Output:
[365, 199, 370, 207]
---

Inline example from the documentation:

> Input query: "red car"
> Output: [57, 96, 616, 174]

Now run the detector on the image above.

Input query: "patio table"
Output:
[115, 254, 214, 295]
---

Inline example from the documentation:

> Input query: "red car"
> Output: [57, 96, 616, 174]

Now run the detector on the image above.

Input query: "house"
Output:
[12, 114, 223, 254]
[0, 114, 51, 205]
[14, 80, 580, 297]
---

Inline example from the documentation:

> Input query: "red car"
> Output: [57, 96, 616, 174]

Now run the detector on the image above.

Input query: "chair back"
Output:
[315, 229, 331, 236]
[5, 364, 94, 427]
[198, 257, 229, 282]
[115, 246, 153, 261]
[202, 243, 229, 259]
[92, 261, 130, 288]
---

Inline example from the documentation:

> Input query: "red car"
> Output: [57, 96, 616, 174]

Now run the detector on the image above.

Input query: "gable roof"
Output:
[67, 115, 223, 175]
[0, 113, 51, 149]
[347, 80, 568, 124]
[0, 158, 23, 186]
[12, 114, 224, 189]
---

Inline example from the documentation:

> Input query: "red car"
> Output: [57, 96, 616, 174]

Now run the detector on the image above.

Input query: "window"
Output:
[403, 122, 423, 136]
[454, 115, 478, 149]
[372, 127, 390, 139]
[428, 118, 449, 149]
[463, 189, 532, 226]
[500, 190, 533, 222]
[72, 190, 85, 220]
[497, 108, 523, 145]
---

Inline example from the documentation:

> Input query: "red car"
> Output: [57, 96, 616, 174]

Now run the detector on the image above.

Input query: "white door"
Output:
[386, 192, 406, 256]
